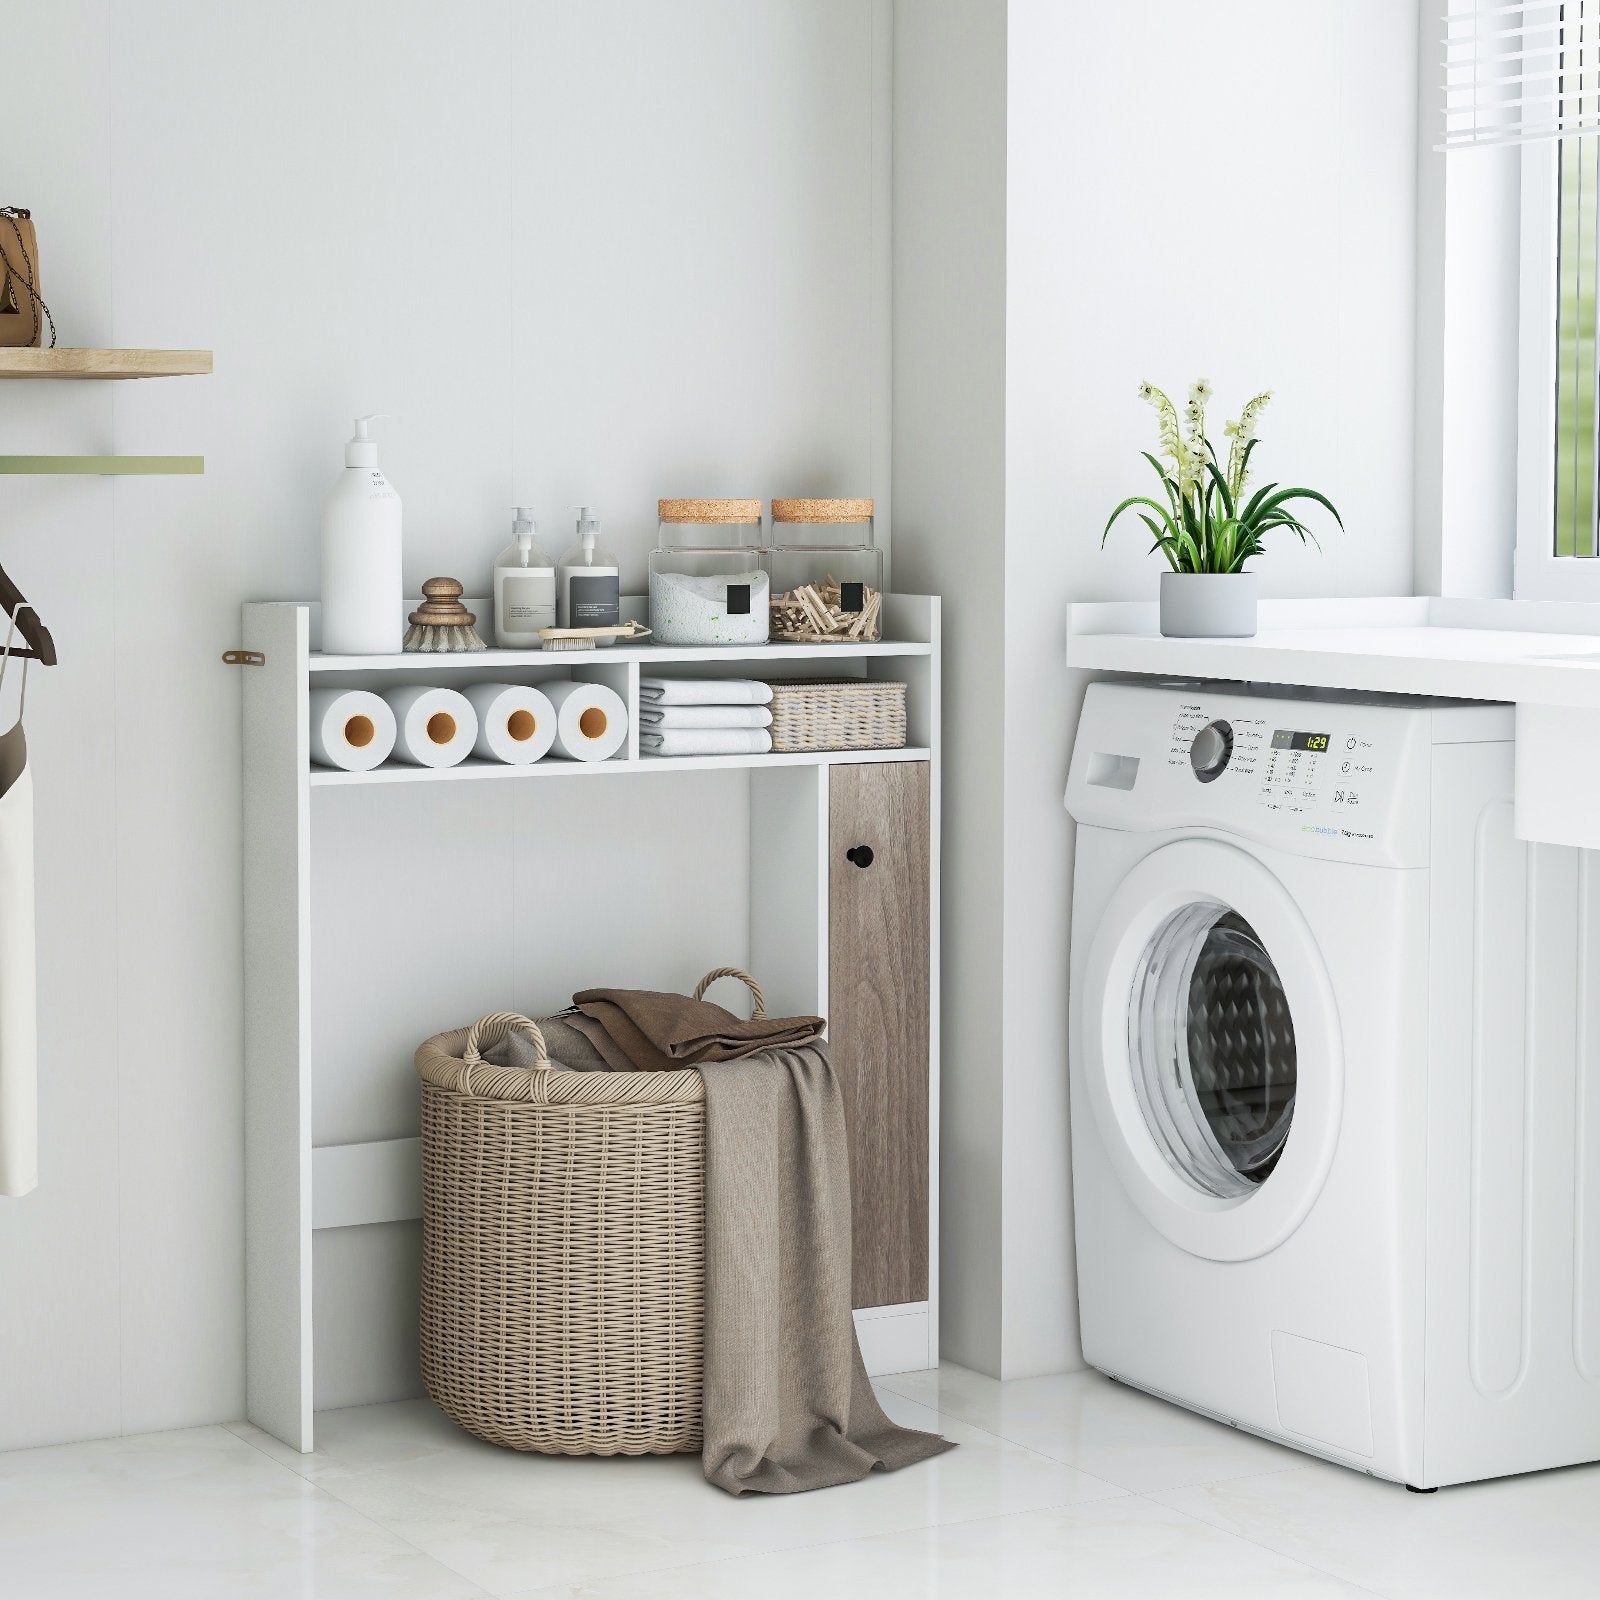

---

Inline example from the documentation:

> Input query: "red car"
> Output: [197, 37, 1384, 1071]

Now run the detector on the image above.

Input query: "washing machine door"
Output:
[1080, 837, 1343, 1262]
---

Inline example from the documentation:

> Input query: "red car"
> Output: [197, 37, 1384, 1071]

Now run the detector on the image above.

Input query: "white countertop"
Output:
[1067, 595, 1600, 848]
[1067, 596, 1600, 708]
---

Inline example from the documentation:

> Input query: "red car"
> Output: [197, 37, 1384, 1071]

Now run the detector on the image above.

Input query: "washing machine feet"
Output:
[1405, 1484, 1437, 1494]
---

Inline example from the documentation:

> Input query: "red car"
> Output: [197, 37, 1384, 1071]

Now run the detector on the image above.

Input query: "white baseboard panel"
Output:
[855, 1304, 934, 1376]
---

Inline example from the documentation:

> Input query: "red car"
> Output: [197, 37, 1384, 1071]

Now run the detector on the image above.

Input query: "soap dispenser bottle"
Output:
[493, 507, 557, 647]
[321, 414, 402, 654]
[557, 507, 621, 643]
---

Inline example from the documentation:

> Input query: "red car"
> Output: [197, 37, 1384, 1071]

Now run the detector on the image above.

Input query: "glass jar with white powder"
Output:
[649, 499, 770, 646]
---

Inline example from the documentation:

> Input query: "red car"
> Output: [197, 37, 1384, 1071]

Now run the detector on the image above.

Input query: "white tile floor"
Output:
[2, 1365, 1596, 1598]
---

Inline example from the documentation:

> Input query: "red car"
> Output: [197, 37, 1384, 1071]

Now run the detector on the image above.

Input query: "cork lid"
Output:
[658, 498, 762, 524]
[771, 497, 874, 523]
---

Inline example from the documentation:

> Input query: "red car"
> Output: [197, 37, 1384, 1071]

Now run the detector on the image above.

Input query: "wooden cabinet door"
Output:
[829, 760, 930, 1309]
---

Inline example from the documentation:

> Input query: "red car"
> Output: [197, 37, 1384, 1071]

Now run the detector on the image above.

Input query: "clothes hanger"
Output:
[0, 561, 56, 666]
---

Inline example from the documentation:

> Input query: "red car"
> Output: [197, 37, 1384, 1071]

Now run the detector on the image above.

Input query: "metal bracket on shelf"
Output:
[223, 649, 265, 666]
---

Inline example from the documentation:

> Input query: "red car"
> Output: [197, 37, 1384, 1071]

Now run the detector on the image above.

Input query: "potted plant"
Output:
[1103, 381, 1342, 638]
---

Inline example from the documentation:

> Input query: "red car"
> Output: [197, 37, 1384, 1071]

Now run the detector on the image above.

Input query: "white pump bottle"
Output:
[493, 508, 557, 647]
[321, 414, 402, 655]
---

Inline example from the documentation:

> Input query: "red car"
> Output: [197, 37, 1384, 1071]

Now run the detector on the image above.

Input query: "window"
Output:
[1497, 3, 1600, 595]
[1444, 2, 1600, 594]
[1554, 134, 1598, 559]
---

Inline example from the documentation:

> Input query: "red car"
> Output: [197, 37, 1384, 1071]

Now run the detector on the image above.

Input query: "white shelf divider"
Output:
[311, 639, 931, 674]
[308, 746, 933, 787]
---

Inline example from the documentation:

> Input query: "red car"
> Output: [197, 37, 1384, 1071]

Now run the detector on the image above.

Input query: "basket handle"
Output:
[693, 966, 767, 1019]
[460, 1012, 550, 1098]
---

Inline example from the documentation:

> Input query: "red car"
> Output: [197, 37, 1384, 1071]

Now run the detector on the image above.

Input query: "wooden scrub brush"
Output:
[403, 577, 486, 653]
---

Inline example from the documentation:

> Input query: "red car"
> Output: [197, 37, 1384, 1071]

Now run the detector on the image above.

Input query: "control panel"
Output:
[1165, 698, 1386, 826]
[1067, 681, 1444, 867]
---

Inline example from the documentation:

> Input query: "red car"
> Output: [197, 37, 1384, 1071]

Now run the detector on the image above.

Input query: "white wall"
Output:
[1003, 0, 1419, 1377]
[0, 0, 890, 1451]
[893, 0, 1421, 1379]
[891, 0, 1008, 1378]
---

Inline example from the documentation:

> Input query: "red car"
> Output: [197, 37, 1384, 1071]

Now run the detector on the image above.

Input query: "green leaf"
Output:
[1179, 490, 1202, 541]
[1138, 514, 1185, 572]
[1103, 494, 1178, 547]
[1250, 486, 1343, 530]
[1239, 480, 1281, 525]
[1256, 513, 1321, 550]
[1171, 522, 1202, 572]
[1142, 453, 1182, 517]
[1206, 460, 1236, 521]
[1214, 519, 1237, 574]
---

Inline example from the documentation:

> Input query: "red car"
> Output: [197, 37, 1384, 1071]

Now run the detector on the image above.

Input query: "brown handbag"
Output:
[0, 209, 54, 349]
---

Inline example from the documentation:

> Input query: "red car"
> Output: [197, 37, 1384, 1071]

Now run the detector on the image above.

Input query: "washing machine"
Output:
[1065, 678, 1600, 1489]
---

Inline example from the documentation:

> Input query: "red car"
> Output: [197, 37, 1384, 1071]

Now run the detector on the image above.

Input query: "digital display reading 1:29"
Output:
[1271, 729, 1330, 752]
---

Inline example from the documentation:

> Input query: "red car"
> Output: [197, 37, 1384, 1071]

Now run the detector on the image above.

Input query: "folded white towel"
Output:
[641, 729, 775, 757]
[640, 677, 773, 706]
[639, 704, 773, 730]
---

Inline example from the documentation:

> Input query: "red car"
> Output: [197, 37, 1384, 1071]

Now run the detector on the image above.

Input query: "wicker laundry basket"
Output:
[415, 969, 767, 1456]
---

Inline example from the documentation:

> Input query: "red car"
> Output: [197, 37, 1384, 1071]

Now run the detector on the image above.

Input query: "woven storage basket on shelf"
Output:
[415, 968, 767, 1457]
[766, 679, 907, 753]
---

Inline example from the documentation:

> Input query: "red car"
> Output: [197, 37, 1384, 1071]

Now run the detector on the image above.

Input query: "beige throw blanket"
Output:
[494, 1017, 952, 1494]
[571, 985, 825, 1071]
[698, 1043, 952, 1495]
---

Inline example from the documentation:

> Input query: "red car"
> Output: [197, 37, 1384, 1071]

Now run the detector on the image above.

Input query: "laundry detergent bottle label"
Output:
[502, 571, 556, 632]
[568, 573, 620, 628]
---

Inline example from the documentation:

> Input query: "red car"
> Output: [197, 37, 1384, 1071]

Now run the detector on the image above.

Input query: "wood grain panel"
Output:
[0, 347, 212, 379]
[829, 761, 930, 1308]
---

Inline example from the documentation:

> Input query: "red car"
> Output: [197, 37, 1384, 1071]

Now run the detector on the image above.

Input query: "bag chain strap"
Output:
[0, 208, 57, 350]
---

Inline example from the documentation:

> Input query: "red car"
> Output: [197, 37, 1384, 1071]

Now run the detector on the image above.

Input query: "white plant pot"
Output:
[1159, 571, 1258, 638]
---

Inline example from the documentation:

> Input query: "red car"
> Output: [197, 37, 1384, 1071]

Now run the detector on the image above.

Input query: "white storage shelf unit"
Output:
[242, 596, 941, 1452]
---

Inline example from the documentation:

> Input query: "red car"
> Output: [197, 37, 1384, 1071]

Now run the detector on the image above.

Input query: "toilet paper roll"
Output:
[544, 679, 628, 762]
[308, 688, 398, 772]
[463, 682, 557, 765]
[382, 685, 479, 768]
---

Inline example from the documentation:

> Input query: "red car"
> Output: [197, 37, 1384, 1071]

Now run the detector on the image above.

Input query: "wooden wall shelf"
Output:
[0, 347, 212, 379]
[0, 455, 204, 475]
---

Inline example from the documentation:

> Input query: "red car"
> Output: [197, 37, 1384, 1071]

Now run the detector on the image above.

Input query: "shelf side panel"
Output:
[243, 604, 313, 1450]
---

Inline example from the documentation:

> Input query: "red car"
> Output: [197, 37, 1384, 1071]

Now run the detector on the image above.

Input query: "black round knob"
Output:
[846, 844, 875, 869]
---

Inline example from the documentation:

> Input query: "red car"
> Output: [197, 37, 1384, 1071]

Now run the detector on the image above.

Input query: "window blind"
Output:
[1443, 1, 1600, 151]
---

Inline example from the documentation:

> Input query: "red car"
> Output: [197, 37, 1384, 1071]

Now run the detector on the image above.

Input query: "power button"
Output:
[1190, 720, 1233, 783]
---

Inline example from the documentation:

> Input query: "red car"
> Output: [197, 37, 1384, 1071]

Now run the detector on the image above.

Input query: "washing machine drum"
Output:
[1082, 839, 1343, 1262]
[1130, 905, 1297, 1198]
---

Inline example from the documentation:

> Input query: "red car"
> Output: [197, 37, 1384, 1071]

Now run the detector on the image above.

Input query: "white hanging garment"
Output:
[0, 604, 37, 1197]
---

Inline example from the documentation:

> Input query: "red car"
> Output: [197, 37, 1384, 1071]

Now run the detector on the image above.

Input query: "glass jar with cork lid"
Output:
[768, 499, 883, 642]
[648, 499, 770, 645]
